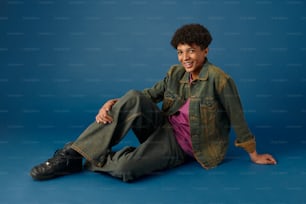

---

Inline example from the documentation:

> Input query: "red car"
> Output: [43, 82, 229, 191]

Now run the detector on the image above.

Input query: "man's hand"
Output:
[249, 151, 277, 165]
[95, 99, 118, 124]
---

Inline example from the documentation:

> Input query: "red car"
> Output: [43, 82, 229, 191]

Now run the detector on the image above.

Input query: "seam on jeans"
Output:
[123, 112, 159, 129]
[71, 144, 93, 162]
[123, 112, 142, 124]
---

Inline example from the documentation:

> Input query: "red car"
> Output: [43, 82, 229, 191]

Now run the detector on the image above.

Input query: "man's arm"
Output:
[218, 77, 277, 165]
[142, 78, 166, 104]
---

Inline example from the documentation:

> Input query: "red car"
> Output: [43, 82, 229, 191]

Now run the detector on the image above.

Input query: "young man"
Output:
[30, 24, 276, 182]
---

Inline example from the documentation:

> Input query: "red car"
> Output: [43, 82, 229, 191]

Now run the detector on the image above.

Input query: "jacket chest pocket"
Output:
[162, 91, 183, 114]
[200, 99, 218, 136]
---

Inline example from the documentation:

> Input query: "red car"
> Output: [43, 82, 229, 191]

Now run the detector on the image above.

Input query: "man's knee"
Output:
[124, 89, 143, 101]
[119, 89, 149, 109]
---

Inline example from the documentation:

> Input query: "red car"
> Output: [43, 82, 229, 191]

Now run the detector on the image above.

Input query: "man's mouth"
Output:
[184, 61, 193, 69]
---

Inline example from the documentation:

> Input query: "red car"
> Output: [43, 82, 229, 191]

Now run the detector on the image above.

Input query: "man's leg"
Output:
[30, 90, 185, 181]
[87, 122, 187, 182]
[71, 90, 166, 166]
[71, 90, 186, 182]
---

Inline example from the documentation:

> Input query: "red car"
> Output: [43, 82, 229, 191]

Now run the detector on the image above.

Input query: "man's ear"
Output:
[203, 47, 209, 56]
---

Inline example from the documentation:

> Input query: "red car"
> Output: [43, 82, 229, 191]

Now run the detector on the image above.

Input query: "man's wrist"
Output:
[249, 150, 258, 160]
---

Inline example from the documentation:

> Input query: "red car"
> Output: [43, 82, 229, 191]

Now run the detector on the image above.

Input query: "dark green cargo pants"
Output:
[71, 90, 187, 182]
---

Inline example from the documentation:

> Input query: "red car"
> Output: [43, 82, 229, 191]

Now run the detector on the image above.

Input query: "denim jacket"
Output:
[142, 59, 256, 169]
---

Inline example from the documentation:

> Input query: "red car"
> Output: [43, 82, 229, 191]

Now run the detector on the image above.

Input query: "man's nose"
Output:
[183, 53, 190, 60]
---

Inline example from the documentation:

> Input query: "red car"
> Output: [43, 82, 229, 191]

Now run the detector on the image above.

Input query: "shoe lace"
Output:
[45, 149, 66, 166]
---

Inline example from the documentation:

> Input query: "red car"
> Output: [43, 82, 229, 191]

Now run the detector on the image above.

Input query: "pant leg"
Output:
[87, 122, 187, 182]
[71, 90, 184, 170]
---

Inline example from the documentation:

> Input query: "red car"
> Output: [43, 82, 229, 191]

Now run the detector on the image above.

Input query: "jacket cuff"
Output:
[235, 137, 256, 153]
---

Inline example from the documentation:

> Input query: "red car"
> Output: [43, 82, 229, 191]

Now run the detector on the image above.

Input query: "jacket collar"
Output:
[180, 58, 209, 83]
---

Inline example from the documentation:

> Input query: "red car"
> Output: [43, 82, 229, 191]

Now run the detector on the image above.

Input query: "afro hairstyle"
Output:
[170, 24, 212, 50]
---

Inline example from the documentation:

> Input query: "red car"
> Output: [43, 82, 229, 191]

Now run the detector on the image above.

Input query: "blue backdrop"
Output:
[1, 1, 306, 204]
[1, 0, 305, 144]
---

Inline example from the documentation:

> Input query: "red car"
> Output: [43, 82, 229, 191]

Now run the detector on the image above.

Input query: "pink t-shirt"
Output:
[168, 99, 193, 157]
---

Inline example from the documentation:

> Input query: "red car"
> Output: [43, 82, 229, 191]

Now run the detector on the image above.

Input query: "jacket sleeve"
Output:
[217, 77, 256, 153]
[142, 76, 167, 104]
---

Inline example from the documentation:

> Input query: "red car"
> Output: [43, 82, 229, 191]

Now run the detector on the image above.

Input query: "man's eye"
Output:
[189, 49, 195, 53]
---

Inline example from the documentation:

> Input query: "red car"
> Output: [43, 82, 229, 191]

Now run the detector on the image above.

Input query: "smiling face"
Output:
[177, 43, 208, 79]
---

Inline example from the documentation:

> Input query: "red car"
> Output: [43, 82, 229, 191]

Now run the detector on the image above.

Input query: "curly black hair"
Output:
[170, 24, 212, 49]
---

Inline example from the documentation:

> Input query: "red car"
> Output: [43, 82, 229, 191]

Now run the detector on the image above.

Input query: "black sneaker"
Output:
[30, 143, 83, 180]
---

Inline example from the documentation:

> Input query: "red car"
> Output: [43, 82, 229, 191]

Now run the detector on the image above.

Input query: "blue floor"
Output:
[1, 127, 305, 204]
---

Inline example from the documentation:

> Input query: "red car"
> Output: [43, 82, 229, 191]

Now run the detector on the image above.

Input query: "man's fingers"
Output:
[262, 155, 277, 165]
[96, 111, 113, 124]
[267, 156, 277, 165]
[96, 115, 103, 123]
